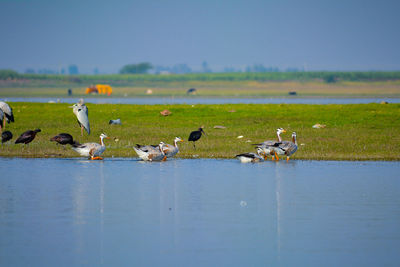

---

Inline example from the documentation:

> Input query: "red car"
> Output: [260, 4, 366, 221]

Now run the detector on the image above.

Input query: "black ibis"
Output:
[188, 127, 206, 148]
[15, 129, 41, 144]
[1, 130, 13, 143]
[50, 133, 77, 146]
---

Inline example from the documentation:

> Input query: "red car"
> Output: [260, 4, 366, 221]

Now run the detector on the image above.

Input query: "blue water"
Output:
[3, 96, 400, 105]
[1, 158, 400, 266]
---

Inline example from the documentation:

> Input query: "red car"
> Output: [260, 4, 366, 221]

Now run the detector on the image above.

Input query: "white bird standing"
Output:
[70, 99, 90, 136]
[72, 133, 109, 160]
[235, 147, 265, 163]
[134, 142, 167, 161]
[162, 137, 184, 158]
[0, 101, 14, 131]
[254, 128, 286, 160]
[268, 132, 298, 161]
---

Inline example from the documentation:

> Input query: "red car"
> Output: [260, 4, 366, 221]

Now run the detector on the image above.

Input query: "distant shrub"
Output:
[120, 63, 153, 74]
[5, 71, 400, 83]
[0, 69, 20, 80]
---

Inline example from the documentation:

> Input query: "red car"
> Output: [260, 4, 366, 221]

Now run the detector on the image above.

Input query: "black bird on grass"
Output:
[188, 127, 206, 148]
[50, 133, 77, 146]
[1, 130, 13, 143]
[15, 129, 41, 144]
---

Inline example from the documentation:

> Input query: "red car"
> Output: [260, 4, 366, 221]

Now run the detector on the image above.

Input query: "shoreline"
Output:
[1, 102, 399, 161]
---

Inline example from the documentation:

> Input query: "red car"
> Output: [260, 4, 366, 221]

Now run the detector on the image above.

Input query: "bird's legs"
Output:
[91, 156, 103, 160]
[286, 156, 290, 162]
[81, 125, 84, 136]
[162, 156, 167, 161]
[274, 151, 279, 161]
[193, 142, 196, 149]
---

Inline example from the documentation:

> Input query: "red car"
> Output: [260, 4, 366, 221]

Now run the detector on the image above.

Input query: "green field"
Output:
[1, 102, 399, 160]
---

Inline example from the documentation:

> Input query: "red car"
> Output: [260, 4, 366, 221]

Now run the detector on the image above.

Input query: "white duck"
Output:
[70, 99, 90, 136]
[235, 147, 265, 163]
[162, 137, 184, 158]
[254, 128, 286, 160]
[72, 133, 109, 160]
[134, 142, 167, 161]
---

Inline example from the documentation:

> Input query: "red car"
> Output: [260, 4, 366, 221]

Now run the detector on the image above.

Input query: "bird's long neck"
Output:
[292, 135, 297, 145]
[174, 140, 179, 148]
[159, 145, 165, 154]
[100, 137, 105, 146]
[277, 131, 282, 142]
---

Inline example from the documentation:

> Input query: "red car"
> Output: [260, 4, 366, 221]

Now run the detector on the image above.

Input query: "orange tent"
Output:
[85, 84, 112, 95]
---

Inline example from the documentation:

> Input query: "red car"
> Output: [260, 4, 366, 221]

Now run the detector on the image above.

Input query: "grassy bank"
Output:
[1, 102, 399, 160]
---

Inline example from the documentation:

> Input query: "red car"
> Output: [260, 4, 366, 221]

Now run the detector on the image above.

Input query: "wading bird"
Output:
[50, 133, 77, 147]
[0, 110, 3, 133]
[1, 130, 13, 144]
[72, 133, 109, 160]
[253, 128, 286, 160]
[162, 137, 184, 158]
[70, 100, 90, 136]
[0, 101, 14, 130]
[235, 147, 265, 163]
[134, 142, 167, 161]
[188, 127, 206, 148]
[268, 132, 298, 161]
[15, 129, 41, 144]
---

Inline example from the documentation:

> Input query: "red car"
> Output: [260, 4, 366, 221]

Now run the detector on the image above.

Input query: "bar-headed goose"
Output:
[235, 147, 265, 163]
[134, 142, 167, 161]
[254, 128, 286, 160]
[72, 133, 109, 160]
[269, 132, 298, 161]
[162, 137, 184, 158]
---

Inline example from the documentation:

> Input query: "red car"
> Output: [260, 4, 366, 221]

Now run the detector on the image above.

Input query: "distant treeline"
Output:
[1, 69, 400, 83]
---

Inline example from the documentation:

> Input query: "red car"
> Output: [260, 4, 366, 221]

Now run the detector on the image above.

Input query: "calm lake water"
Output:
[1, 158, 400, 266]
[3, 96, 400, 105]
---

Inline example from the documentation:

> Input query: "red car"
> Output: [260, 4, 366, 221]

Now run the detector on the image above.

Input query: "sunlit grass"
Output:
[1, 103, 399, 160]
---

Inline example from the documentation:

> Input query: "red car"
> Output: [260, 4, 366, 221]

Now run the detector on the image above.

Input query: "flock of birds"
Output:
[0, 99, 298, 162]
[235, 128, 298, 163]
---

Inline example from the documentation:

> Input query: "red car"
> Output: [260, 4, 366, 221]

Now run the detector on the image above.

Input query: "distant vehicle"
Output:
[187, 88, 197, 95]
[86, 84, 112, 95]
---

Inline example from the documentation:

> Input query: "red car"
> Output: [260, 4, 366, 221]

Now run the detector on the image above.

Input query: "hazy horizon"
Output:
[1, 0, 400, 74]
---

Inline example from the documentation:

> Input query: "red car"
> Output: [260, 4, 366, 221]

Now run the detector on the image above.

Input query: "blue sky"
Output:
[1, 0, 399, 73]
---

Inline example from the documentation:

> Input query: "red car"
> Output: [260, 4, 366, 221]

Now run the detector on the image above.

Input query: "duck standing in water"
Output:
[134, 142, 167, 161]
[72, 133, 109, 160]
[188, 127, 206, 148]
[15, 129, 41, 144]
[70, 99, 90, 136]
[162, 137, 184, 158]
